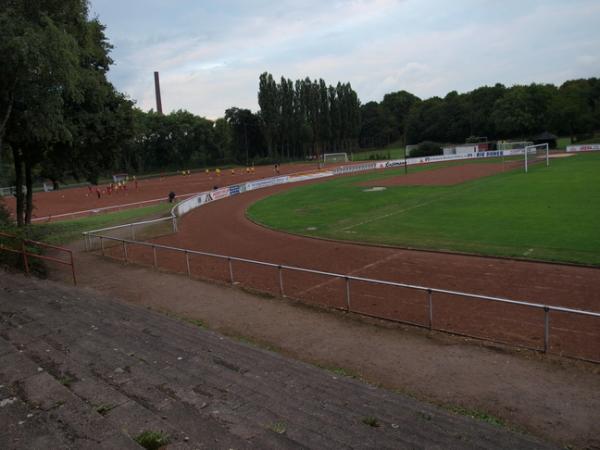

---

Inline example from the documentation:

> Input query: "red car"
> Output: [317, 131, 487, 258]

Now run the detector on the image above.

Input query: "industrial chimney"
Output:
[154, 71, 163, 114]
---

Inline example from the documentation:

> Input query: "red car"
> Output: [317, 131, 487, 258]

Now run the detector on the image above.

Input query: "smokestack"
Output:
[154, 71, 163, 114]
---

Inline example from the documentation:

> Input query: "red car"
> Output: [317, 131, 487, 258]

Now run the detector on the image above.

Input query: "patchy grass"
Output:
[185, 318, 207, 328]
[58, 375, 76, 388]
[449, 405, 506, 427]
[362, 416, 381, 427]
[95, 404, 114, 416]
[319, 365, 362, 380]
[31, 202, 172, 245]
[248, 153, 600, 265]
[268, 421, 287, 434]
[134, 430, 170, 450]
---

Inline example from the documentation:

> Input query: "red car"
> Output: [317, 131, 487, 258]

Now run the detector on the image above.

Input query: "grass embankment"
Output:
[248, 153, 600, 265]
[32, 202, 173, 245]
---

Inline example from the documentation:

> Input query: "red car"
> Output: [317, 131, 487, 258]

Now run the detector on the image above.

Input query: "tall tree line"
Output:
[360, 79, 600, 147]
[257, 72, 361, 160]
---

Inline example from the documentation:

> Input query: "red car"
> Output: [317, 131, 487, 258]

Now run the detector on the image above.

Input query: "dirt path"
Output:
[49, 249, 600, 448]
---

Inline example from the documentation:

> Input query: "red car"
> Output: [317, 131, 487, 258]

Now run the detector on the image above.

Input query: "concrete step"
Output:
[0, 272, 557, 449]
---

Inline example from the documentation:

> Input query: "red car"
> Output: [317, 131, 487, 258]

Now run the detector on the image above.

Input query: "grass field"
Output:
[247, 153, 600, 266]
[32, 202, 173, 245]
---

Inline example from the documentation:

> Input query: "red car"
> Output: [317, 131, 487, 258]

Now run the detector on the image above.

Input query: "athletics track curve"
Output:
[111, 163, 600, 362]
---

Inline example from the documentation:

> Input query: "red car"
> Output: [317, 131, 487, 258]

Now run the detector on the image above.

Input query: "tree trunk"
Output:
[25, 159, 33, 224]
[0, 82, 16, 149]
[12, 146, 24, 226]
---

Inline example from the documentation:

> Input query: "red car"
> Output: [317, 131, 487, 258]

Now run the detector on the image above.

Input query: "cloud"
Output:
[90, 0, 600, 119]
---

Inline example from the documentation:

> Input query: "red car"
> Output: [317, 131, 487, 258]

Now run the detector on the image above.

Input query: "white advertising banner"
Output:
[566, 144, 600, 152]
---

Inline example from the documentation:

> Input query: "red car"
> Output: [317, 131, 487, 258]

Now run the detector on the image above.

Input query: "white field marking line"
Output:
[296, 253, 399, 297]
[339, 194, 451, 232]
[31, 192, 200, 222]
[296, 182, 487, 296]
[339, 176, 487, 233]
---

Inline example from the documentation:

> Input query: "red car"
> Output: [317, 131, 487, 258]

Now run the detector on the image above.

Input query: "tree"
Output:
[1, 0, 82, 225]
[380, 90, 420, 144]
[0, 0, 134, 224]
[225, 107, 265, 164]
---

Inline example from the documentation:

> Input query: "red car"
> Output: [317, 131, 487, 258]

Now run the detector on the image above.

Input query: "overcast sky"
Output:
[89, 0, 600, 119]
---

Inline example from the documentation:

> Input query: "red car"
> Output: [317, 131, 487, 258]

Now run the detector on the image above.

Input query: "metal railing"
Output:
[84, 215, 177, 249]
[0, 232, 77, 285]
[83, 232, 600, 363]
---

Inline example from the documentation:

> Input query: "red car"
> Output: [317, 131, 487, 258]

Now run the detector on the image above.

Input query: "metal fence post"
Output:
[70, 252, 77, 286]
[153, 245, 157, 269]
[345, 277, 351, 311]
[428, 289, 433, 330]
[185, 251, 191, 277]
[100, 237, 105, 256]
[543, 306, 550, 353]
[122, 241, 128, 263]
[278, 265, 285, 297]
[228, 258, 234, 284]
[21, 240, 30, 275]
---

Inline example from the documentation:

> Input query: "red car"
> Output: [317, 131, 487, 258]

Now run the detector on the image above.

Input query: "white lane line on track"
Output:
[296, 253, 399, 297]
[31, 192, 201, 222]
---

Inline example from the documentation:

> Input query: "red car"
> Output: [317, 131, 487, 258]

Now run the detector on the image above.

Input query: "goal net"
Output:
[112, 173, 128, 183]
[524, 143, 549, 173]
[322, 153, 348, 165]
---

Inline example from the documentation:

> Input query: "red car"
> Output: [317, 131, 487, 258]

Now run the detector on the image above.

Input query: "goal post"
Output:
[322, 152, 348, 165]
[524, 143, 549, 173]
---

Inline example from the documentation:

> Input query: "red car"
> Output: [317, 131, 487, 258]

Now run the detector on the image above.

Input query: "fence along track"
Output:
[84, 233, 600, 364]
[83, 159, 600, 364]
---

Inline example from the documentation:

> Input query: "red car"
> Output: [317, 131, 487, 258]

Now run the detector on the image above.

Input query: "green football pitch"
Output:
[247, 153, 600, 266]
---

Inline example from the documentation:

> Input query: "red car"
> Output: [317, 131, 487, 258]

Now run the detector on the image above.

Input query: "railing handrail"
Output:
[0, 231, 77, 285]
[86, 216, 174, 235]
[84, 232, 600, 320]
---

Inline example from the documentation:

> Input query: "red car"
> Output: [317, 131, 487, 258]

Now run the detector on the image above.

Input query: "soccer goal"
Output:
[322, 152, 348, 165]
[112, 173, 128, 183]
[524, 143, 549, 173]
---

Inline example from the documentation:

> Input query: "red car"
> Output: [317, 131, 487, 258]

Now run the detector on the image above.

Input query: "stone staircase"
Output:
[0, 272, 556, 449]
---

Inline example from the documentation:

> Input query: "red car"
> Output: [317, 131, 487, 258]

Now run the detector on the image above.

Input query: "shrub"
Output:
[0, 201, 48, 277]
[409, 141, 443, 158]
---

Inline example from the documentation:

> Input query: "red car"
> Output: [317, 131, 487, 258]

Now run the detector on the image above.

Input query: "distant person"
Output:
[168, 191, 176, 203]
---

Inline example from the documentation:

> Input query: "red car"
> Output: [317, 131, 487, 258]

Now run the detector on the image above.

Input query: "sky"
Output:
[89, 0, 600, 119]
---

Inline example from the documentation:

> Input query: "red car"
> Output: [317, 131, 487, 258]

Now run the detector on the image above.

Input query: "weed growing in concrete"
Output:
[134, 430, 169, 450]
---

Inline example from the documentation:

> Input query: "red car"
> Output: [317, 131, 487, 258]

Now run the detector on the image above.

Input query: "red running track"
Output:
[100, 162, 600, 362]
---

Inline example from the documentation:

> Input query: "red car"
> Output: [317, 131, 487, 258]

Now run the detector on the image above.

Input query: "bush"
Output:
[409, 141, 443, 158]
[0, 201, 48, 278]
[0, 199, 11, 226]
[368, 153, 388, 160]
